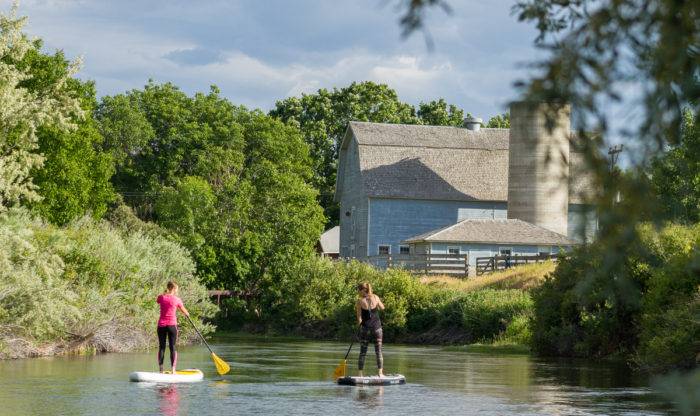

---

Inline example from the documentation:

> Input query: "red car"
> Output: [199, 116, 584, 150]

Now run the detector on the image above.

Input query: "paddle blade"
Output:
[211, 352, 230, 375]
[333, 360, 347, 379]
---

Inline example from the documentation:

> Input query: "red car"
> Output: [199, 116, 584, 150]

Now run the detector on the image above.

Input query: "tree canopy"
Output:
[15, 44, 115, 224]
[97, 83, 325, 292]
[650, 110, 700, 223]
[0, 5, 83, 210]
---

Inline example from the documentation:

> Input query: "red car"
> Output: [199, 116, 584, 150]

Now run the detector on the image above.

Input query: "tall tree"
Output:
[12, 44, 115, 225]
[417, 98, 464, 126]
[650, 110, 700, 223]
[0, 4, 82, 210]
[98, 83, 324, 294]
[486, 112, 510, 128]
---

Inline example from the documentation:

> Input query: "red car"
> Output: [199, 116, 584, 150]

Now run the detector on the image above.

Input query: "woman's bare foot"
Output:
[378, 369, 384, 377]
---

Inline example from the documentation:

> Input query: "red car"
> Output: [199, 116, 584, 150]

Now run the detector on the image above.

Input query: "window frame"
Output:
[377, 244, 391, 256]
[498, 247, 513, 256]
[399, 244, 410, 255]
[447, 246, 461, 255]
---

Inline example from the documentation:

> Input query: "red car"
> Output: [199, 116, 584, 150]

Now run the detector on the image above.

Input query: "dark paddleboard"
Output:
[337, 374, 406, 386]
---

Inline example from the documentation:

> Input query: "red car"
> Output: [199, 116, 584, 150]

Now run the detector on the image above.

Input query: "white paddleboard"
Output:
[337, 374, 406, 386]
[129, 369, 204, 383]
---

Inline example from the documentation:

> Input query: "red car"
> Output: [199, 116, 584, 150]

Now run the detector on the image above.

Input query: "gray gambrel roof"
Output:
[403, 218, 577, 246]
[335, 121, 593, 203]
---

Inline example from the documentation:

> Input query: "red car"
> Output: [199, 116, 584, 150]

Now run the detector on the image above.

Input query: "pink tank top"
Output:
[157, 294, 183, 327]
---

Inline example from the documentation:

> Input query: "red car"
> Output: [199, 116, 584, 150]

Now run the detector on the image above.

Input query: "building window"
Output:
[399, 245, 410, 255]
[378, 245, 391, 255]
[447, 246, 461, 255]
[499, 247, 512, 256]
[538, 246, 552, 256]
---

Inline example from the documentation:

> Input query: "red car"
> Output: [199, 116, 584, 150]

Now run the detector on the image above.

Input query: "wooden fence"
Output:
[475, 253, 559, 276]
[366, 254, 469, 276]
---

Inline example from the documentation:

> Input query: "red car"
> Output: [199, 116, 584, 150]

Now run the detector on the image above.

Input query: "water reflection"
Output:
[0, 336, 671, 416]
[157, 385, 180, 416]
[353, 386, 384, 409]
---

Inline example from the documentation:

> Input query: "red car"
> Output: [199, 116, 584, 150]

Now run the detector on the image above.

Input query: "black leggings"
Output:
[358, 326, 383, 370]
[157, 325, 178, 368]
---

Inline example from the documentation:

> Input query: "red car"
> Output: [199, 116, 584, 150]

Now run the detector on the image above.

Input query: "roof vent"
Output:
[463, 116, 482, 131]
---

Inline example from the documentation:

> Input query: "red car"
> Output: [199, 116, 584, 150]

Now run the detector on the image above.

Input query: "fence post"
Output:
[464, 255, 469, 277]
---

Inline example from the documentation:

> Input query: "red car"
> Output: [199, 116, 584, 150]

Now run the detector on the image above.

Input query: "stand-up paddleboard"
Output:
[337, 374, 406, 386]
[129, 369, 204, 383]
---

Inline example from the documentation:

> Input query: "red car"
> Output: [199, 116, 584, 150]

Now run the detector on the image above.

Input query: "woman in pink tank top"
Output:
[156, 281, 189, 373]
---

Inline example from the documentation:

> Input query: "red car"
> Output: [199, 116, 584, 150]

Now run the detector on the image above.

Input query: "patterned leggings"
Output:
[358, 327, 383, 370]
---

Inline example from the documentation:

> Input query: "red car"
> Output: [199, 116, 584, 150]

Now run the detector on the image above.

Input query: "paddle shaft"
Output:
[185, 314, 214, 355]
[344, 325, 362, 360]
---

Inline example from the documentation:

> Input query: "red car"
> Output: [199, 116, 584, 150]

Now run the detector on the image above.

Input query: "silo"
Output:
[507, 102, 570, 236]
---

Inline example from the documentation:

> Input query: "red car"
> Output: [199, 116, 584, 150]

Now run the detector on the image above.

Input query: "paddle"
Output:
[185, 314, 230, 375]
[333, 325, 361, 379]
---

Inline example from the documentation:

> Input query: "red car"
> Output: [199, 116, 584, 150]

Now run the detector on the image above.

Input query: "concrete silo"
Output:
[507, 102, 570, 236]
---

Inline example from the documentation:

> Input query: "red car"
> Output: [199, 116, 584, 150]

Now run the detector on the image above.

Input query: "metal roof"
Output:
[318, 226, 339, 254]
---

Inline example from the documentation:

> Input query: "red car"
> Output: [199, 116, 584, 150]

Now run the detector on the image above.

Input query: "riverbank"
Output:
[0, 208, 216, 360]
[217, 259, 554, 349]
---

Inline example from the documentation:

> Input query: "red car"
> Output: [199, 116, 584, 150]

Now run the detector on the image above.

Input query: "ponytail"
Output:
[357, 282, 373, 296]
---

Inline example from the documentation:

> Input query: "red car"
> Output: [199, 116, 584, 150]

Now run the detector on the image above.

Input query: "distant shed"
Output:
[403, 218, 576, 275]
[317, 226, 340, 259]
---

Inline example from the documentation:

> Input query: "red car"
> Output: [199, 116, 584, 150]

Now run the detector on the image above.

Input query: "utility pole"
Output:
[608, 144, 623, 172]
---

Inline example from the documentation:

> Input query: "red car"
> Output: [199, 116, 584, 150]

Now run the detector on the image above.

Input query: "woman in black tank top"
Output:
[355, 282, 385, 377]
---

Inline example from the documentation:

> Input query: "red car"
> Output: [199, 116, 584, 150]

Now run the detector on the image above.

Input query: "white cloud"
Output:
[2, 0, 541, 118]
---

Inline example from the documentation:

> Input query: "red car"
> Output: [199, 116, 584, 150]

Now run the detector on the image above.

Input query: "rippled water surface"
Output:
[0, 334, 672, 415]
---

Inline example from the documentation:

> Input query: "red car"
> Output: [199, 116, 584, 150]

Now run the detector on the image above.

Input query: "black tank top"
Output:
[360, 297, 381, 329]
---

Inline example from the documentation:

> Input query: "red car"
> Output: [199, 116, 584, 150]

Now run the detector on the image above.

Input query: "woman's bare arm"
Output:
[178, 304, 190, 317]
[355, 300, 362, 325]
[375, 295, 385, 310]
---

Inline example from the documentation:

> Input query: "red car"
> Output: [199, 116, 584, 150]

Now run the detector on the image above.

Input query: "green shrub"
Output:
[0, 207, 216, 358]
[442, 289, 533, 342]
[531, 221, 700, 370]
[269, 256, 533, 345]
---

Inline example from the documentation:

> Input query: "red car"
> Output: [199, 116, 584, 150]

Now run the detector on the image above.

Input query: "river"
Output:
[0, 333, 672, 415]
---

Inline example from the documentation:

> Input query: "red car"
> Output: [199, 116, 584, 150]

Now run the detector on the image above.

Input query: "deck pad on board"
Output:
[129, 369, 204, 383]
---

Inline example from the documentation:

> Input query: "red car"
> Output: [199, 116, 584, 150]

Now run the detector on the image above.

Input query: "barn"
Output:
[334, 102, 596, 273]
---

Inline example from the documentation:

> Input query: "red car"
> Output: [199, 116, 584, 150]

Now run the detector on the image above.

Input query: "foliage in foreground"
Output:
[0, 207, 216, 359]
[531, 222, 700, 371]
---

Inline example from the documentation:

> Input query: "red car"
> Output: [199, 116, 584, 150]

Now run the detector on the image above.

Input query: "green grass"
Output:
[419, 261, 555, 293]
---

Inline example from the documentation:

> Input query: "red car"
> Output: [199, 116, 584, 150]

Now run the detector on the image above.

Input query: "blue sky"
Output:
[8, 0, 542, 119]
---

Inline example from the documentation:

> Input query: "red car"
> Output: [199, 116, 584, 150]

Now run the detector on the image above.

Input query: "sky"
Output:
[6, 0, 543, 119]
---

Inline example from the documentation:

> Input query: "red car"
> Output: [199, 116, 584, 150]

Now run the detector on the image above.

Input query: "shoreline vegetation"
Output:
[0, 207, 215, 360]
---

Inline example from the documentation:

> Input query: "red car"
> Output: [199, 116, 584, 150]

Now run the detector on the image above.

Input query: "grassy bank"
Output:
[220, 258, 554, 349]
[0, 208, 216, 359]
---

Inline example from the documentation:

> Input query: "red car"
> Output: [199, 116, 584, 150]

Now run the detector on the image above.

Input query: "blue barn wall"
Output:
[427, 243, 565, 269]
[338, 138, 369, 258]
[367, 198, 508, 256]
